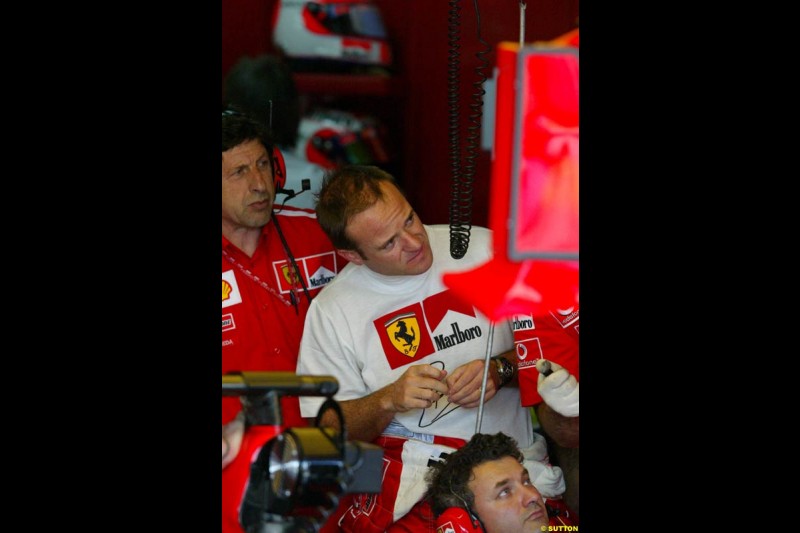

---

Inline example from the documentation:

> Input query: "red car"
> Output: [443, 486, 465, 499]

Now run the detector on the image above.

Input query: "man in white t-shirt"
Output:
[297, 165, 563, 533]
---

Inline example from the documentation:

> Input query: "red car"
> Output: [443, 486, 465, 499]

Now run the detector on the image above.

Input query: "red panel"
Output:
[488, 42, 520, 257]
[441, 39, 580, 321]
[509, 48, 579, 260]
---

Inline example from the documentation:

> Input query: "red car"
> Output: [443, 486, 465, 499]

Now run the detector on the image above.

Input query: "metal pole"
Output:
[475, 321, 495, 433]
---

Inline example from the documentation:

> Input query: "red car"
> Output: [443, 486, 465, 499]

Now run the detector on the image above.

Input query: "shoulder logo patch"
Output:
[222, 270, 242, 308]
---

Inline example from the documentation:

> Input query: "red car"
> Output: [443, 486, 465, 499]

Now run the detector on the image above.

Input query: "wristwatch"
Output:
[492, 356, 516, 388]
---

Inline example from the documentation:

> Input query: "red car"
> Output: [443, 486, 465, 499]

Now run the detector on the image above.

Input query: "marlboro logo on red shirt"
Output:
[272, 251, 339, 292]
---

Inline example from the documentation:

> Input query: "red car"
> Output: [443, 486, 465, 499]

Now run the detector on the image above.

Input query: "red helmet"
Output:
[295, 108, 391, 169]
[272, 0, 392, 67]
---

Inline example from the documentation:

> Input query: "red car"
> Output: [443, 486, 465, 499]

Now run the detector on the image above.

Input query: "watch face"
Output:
[494, 357, 510, 386]
[501, 357, 517, 384]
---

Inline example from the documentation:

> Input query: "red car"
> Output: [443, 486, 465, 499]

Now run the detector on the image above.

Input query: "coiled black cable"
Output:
[447, 0, 466, 258]
[448, 0, 490, 259]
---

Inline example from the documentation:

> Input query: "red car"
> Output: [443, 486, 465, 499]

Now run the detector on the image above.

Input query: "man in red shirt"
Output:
[221, 109, 347, 533]
[514, 304, 579, 516]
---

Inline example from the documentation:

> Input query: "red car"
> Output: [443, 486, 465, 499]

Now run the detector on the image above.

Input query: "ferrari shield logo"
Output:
[281, 264, 299, 286]
[385, 313, 420, 357]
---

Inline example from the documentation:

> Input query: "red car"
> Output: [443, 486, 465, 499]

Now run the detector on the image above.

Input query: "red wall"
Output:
[223, 0, 578, 227]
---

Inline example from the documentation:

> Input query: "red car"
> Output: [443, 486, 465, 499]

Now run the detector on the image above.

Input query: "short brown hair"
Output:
[315, 165, 402, 250]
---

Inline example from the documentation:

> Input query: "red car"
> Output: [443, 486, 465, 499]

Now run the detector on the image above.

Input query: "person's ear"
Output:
[337, 249, 363, 265]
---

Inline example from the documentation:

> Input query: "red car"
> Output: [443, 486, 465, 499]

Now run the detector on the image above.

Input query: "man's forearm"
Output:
[536, 402, 579, 448]
[318, 385, 396, 442]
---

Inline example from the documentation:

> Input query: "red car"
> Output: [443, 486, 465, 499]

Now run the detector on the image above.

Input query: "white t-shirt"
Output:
[297, 225, 534, 447]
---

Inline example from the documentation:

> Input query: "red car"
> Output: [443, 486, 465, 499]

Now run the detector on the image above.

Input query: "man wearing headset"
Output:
[221, 110, 348, 533]
[425, 432, 569, 533]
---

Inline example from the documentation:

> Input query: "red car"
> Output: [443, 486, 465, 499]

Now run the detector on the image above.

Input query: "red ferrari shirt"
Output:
[222, 206, 346, 426]
[515, 306, 579, 407]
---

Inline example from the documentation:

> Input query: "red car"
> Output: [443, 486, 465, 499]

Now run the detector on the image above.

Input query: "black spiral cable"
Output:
[448, 0, 490, 259]
[447, 0, 464, 259]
